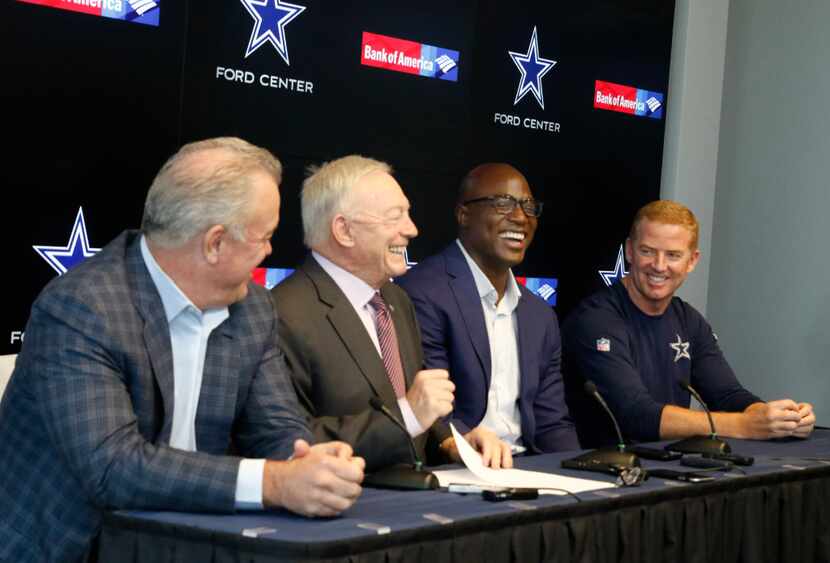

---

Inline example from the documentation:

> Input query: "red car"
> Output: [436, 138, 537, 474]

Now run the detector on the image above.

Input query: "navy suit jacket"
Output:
[397, 243, 579, 453]
[0, 231, 311, 563]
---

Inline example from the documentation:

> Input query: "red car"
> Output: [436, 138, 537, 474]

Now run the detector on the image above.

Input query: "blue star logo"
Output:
[403, 248, 417, 269]
[509, 26, 557, 109]
[240, 0, 306, 65]
[33, 207, 101, 276]
[598, 244, 628, 287]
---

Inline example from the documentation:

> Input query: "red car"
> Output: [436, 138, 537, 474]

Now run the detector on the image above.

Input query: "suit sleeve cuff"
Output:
[398, 397, 426, 437]
[234, 458, 265, 510]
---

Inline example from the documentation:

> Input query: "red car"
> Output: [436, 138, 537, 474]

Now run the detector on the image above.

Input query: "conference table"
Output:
[99, 430, 830, 563]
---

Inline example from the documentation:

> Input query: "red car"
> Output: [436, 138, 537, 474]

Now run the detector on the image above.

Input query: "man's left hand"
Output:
[793, 402, 816, 438]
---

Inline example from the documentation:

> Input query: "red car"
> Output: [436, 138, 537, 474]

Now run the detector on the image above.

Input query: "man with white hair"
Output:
[0, 138, 364, 563]
[272, 155, 505, 471]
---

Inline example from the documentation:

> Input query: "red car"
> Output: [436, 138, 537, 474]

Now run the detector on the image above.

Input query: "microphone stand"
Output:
[362, 397, 439, 490]
[562, 381, 639, 474]
[666, 380, 731, 455]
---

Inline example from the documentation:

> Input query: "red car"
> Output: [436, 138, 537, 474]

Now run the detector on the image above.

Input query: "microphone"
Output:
[561, 381, 639, 475]
[585, 381, 627, 453]
[666, 379, 731, 455]
[362, 397, 439, 490]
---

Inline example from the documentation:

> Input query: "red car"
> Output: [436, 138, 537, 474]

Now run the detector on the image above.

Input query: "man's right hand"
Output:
[262, 440, 365, 517]
[406, 368, 455, 429]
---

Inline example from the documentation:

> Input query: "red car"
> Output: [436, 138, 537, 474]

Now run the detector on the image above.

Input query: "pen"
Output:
[447, 483, 504, 494]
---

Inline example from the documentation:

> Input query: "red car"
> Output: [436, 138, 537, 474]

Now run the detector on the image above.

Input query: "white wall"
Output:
[660, 0, 730, 315]
[707, 0, 830, 422]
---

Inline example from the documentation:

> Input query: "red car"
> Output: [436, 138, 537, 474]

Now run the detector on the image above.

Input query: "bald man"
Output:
[398, 163, 579, 468]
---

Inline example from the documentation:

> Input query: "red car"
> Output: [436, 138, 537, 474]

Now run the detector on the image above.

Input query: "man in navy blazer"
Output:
[398, 163, 579, 467]
[0, 138, 364, 563]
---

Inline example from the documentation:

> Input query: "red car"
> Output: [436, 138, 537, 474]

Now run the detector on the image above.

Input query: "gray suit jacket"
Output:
[0, 231, 311, 563]
[271, 256, 451, 472]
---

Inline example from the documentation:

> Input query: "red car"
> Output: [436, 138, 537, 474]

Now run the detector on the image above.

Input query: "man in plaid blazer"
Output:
[0, 138, 364, 563]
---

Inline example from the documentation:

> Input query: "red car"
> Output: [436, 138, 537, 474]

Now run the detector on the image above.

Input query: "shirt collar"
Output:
[140, 235, 227, 322]
[312, 251, 377, 310]
[456, 239, 521, 311]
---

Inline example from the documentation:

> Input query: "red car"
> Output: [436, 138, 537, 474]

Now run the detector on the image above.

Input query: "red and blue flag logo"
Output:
[361, 32, 459, 82]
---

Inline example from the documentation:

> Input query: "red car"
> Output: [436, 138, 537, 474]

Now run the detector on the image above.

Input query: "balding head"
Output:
[457, 163, 529, 205]
[456, 162, 538, 281]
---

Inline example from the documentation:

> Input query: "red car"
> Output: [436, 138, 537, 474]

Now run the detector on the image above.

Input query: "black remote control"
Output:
[626, 445, 683, 461]
[705, 452, 754, 466]
[680, 456, 733, 470]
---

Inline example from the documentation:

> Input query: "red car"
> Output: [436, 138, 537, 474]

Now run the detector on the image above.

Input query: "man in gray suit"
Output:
[272, 156, 505, 471]
[0, 138, 364, 563]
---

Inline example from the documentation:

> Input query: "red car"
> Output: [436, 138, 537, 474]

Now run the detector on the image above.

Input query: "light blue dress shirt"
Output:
[141, 236, 265, 509]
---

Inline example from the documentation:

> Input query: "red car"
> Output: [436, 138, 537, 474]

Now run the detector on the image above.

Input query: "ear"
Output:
[203, 225, 226, 265]
[455, 204, 468, 228]
[686, 247, 701, 273]
[624, 237, 633, 263]
[331, 214, 355, 248]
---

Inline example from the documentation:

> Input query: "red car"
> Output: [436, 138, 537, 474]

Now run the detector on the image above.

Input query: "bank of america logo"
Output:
[517, 276, 558, 305]
[537, 283, 555, 301]
[16, 0, 159, 26]
[435, 54, 457, 74]
[646, 96, 662, 113]
[128, 0, 157, 15]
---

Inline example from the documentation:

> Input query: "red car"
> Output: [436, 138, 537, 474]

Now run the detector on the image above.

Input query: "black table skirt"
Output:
[100, 464, 830, 563]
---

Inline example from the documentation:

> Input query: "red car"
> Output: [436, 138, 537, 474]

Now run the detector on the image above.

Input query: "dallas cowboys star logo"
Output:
[509, 26, 557, 109]
[33, 207, 101, 276]
[240, 0, 306, 65]
[598, 244, 628, 286]
[403, 248, 417, 269]
[669, 334, 691, 363]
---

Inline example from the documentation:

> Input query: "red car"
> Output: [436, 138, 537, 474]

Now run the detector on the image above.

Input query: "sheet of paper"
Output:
[436, 423, 615, 494]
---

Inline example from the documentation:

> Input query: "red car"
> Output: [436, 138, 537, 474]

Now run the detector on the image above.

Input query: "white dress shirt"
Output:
[456, 240, 525, 450]
[141, 236, 264, 509]
[312, 251, 425, 437]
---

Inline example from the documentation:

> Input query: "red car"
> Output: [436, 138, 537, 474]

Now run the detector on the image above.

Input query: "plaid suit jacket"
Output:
[0, 231, 311, 563]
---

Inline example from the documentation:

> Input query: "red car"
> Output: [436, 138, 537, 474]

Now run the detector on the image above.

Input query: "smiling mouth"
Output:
[499, 231, 526, 242]
[389, 245, 407, 255]
[647, 274, 668, 284]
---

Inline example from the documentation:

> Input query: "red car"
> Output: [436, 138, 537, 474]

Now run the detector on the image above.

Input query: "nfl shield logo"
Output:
[596, 338, 611, 352]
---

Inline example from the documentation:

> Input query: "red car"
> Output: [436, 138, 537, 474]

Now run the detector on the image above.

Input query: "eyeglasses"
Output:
[461, 194, 544, 218]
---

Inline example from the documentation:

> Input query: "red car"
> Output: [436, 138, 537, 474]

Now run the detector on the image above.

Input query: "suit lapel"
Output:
[127, 236, 176, 444]
[302, 257, 401, 411]
[196, 314, 239, 453]
[444, 244, 492, 389]
[515, 289, 534, 399]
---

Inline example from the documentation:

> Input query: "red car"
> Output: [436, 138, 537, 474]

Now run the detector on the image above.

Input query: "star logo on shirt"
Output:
[33, 207, 101, 276]
[669, 334, 691, 363]
[598, 244, 628, 286]
[240, 0, 306, 65]
[509, 26, 557, 109]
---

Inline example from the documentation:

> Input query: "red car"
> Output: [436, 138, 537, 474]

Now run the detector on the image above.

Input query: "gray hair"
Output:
[301, 155, 392, 248]
[141, 137, 282, 247]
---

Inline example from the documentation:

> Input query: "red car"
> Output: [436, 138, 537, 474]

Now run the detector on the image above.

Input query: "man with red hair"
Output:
[562, 200, 815, 448]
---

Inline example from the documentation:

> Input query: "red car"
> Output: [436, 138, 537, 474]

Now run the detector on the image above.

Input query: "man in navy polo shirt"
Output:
[562, 200, 815, 448]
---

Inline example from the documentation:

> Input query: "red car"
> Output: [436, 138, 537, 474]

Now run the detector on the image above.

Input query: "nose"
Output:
[652, 252, 667, 271]
[402, 213, 418, 239]
[507, 202, 529, 223]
